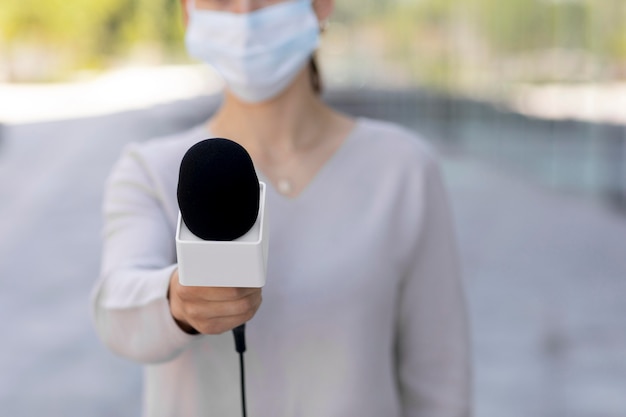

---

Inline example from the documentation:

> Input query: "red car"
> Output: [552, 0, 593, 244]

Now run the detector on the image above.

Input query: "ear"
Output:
[313, 0, 334, 24]
[180, 0, 189, 26]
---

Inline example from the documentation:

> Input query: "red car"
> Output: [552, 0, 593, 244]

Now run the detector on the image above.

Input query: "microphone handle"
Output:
[233, 324, 246, 353]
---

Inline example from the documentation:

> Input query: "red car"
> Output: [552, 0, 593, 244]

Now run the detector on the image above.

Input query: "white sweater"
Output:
[92, 117, 471, 417]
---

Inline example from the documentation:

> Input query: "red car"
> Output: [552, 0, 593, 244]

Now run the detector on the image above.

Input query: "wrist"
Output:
[167, 269, 200, 335]
[174, 317, 200, 335]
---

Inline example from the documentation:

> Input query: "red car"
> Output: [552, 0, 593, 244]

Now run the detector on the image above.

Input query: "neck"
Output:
[207, 69, 331, 155]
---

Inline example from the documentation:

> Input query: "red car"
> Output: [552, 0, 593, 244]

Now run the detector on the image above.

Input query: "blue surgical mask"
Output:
[185, 0, 320, 103]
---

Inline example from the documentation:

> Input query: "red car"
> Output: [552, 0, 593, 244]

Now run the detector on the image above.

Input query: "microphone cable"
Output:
[232, 324, 247, 417]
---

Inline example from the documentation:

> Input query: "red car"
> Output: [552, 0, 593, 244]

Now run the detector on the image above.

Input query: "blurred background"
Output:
[0, 0, 625, 416]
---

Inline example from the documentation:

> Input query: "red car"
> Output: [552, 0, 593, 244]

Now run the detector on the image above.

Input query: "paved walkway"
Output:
[0, 97, 624, 416]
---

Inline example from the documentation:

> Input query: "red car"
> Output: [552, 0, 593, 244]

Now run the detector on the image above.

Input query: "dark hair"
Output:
[309, 54, 322, 95]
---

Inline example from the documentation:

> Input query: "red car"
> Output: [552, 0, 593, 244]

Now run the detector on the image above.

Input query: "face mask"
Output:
[185, 0, 320, 103]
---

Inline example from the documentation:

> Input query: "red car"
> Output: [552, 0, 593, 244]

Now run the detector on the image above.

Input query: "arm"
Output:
[91, 144, 262, 363]
[91, 145, 196, 363]
[397, 157, 472, 417]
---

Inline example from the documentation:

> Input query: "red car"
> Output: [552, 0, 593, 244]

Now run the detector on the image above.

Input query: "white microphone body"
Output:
[175, 182, 269, 288]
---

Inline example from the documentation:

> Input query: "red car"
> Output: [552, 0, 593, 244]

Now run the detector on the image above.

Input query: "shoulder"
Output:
[111, 125, 208, 182]
[351, 117, 439, 173]
[125, 125, 208, 167]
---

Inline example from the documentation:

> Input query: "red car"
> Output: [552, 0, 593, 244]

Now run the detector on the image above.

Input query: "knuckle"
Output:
[212, 287, 238, 301]
[233, 295, 259, 315]
[228, 287, 245, 300]
[248, 293, 262, 312]
[243, 309, 256, 322]
[239, 297, 256, 312]
[183, 304, 202, 320]
[177, 285, 194, 301]
[195, 320, 213, 334]
[237, 302, 260, 322]
[198, 321, 227, 335]
[195, 323, 212, 334]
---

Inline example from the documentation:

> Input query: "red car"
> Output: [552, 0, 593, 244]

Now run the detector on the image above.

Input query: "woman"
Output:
[91, 0, 472, 416]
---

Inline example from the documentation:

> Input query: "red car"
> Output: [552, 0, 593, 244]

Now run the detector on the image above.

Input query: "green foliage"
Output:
[585, 0, 626, 60]
[0, 0, 184, 72]
[355, 0, 625, 88]
[372, 0, 606, 54]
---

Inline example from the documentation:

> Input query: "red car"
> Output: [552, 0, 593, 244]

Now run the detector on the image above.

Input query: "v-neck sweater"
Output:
[91, 117, 471, 417]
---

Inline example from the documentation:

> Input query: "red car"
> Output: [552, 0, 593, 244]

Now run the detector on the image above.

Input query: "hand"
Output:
[168, 269, 262, 335]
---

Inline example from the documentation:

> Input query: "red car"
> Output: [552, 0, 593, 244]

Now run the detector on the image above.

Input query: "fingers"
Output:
[177, 285, 260, 303]
[168, 270, 263, 335]
[187, 309, 258, 335]
[180, 293, 261, 335]
[183, 290, 262, 321]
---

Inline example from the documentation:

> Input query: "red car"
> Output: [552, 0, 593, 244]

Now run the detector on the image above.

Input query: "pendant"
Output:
[277, 179, 292, 195]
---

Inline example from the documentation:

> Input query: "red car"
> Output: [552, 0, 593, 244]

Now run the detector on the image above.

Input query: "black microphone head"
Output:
[177, 138, 260, 241]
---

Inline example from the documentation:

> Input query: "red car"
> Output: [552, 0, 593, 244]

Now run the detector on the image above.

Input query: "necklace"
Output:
[277, 178, 293, 195]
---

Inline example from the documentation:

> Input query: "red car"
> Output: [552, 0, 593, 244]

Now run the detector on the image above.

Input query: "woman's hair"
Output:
[309, 54, 322, 95]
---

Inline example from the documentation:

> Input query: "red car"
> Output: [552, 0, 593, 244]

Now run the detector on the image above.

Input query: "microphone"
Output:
[176, 138, 263, 417]
[175, 138, 269, 288]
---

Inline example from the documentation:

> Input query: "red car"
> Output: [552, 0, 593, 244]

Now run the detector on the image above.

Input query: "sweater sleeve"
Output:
[91, 144, 196, 364]
[397, 155, 472, 417]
